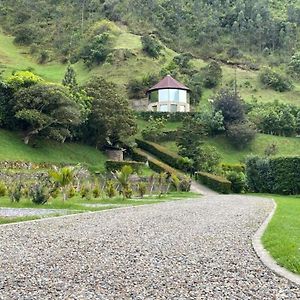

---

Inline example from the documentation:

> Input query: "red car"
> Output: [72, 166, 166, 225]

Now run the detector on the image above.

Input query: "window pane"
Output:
[179, 90, 187, 103]
[159, 89, 169, 102]
[169, 89, 179, 102]
[159, 104, 168, 112]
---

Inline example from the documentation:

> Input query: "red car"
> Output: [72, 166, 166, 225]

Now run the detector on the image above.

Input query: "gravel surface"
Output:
[0, 195, 299, 299]
[0, 207, 71, 217]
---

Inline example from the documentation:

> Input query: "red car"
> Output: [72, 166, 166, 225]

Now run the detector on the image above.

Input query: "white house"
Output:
[147, 75, 191, 112]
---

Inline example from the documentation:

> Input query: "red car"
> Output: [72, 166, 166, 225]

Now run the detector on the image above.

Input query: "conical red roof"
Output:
[147, 75, 190, 93]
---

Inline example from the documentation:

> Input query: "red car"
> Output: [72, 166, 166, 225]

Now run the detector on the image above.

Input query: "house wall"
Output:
[148, 89, 190, 112]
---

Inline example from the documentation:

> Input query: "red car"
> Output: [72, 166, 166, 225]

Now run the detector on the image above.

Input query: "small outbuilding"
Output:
[146, 75, 191, 112]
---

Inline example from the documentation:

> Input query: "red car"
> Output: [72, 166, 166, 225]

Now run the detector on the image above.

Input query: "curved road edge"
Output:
[252, 198, 300, 286]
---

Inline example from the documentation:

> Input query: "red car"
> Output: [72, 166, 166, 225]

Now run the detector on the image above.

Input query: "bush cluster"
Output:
[259, 68, 293, 92]
[136, 139, 183, 171]
[195, 172, 231, 194]
[246, 156, 300, 194]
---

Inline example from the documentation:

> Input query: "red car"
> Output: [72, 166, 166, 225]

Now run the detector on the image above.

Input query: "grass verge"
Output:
[262, 195, 300, 275]
[0, 192, 199, 225]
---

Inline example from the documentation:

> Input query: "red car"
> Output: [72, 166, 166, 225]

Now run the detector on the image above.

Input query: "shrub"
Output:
[9, 184, 22, 202]
[50, 188, 60, 199]
[127, 73, 159, 99]
[213, 89, 245, 125]
[122, 185, 133, 199]
[80, 185, 90, 198]
[105, 180, 117, 198]
[136, 112, 204, 122]
[245, 156, 273, 193]
[171, 174, 180, 191]
[288, 52, 300, 79]
[141, 35, 162, 58]
[137, 182, 148, 198]
[0, 182, 7, 197]
[269, 157, 300, 195]
[30, 185, 50, 205]
[136, 139, 183, 171]
[68, 186, 76, 199]
[114, 165, 133, 198]
[227, 122, 256, 149]
[221, 163, 245, 173]
[226, 171, 246, 193]
[130, 148, 148, 163]
[196, 172, 231, 194]
[264, 143, 278, 157]
[92, 186, 101, 198]
[179, 175, 192, 192]
[259, 68, 293, 92]
[192, 144, 221, 173]
[80, 32, 112, 67]
[14, 26, 35, 45]
[201, 61, 222, 88]
[141, 116, 167, 142]
[105, 160, 144, 173]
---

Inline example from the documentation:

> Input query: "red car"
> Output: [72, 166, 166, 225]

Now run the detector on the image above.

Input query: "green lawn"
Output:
[162, 133, 300, 164]
[263, 195, 300, 274]
[0, 129, 107, 172]
[0, 191, 198, 225]
[0, 29, 90, 83]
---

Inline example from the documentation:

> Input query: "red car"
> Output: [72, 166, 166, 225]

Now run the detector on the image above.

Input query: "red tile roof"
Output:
[147, 75, 190, 93]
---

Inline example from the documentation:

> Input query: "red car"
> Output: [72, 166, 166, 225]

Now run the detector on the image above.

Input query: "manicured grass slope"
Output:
[162, 134, 300, 164]
[263, 195, 300, 274]
[0, 129, 106, 171]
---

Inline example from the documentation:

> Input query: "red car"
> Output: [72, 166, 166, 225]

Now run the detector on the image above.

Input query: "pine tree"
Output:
[62, 64, 77, 89]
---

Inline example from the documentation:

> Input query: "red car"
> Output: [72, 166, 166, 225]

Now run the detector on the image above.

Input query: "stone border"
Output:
[252, 198, 300, 286]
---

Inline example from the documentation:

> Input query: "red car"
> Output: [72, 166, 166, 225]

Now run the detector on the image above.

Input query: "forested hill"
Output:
[0, 0, 299, 64]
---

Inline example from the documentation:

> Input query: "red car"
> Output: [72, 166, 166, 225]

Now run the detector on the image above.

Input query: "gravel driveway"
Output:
[0, 195, 299, 299]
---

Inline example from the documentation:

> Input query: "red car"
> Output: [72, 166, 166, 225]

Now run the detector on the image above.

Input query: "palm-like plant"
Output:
[114, 165, 133, 199]
[49, 166, 75, 201]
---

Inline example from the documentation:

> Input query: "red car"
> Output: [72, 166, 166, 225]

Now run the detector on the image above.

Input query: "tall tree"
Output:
[84, 77, 137, 148]
[12, 83, 81, 144]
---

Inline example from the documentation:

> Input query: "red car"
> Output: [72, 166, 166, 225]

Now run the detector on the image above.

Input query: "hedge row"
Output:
[195, 172, 232, 194]
[136, 139, 183, 171]
[128, 148, 148, 163]
[220, 163, 245, 173]
[246, 156, 300, 195]
[136, 111, 203, 122]
[105, 160, 145, 173]
[132, 148, 183, 177]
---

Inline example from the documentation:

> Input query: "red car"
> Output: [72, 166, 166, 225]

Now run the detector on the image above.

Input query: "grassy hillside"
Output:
[162, 134, 300, 164]
[0, 129, 106, 171]
[1, 24, 300, 108]
[0, 27, 175, 85]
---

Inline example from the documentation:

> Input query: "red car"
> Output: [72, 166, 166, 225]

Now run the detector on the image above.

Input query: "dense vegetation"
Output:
[0, 70, 137, 148]
[1, 0, 299, 63]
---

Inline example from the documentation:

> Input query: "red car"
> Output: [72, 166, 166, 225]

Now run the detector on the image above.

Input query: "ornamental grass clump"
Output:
[9, 183, 22, 203]
[49, 166, 75, 201]
[30, 184, 50, 205]
[137, 182, 147, 198]
[114, 165, 133, 199]
[0, 181, 7, 197]
[105, 180, 117, 198]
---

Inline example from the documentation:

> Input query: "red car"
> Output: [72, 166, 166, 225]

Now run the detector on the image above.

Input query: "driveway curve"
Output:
[0, 195, 299, 299]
